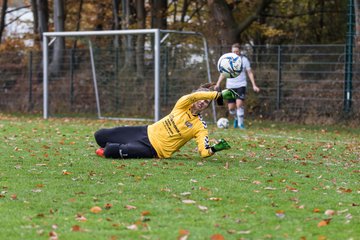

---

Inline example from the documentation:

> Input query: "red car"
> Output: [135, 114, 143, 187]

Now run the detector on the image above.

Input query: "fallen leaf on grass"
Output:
[161, 187, 171, 192]
[90, 206, 102, 213]
[182, 199, 196, 204]
[126, 224, 138, 230]
[317, 219, 331, 227]
[198, 205, 208, 212]
[36, 163, 47, 166]
[337, 209, 348, 214]
[337, 187, 352, 193]
[104, 203, 113, 210]
[210, 234, 225, 240]
[72, 225, 84, 232]
[180, 192, 191, 196]
[178, 229, 190, 240]
[313, 208, 321, 213]
[285, 186, 298, 192]
[345, 213, 352, 220]
[75, 214, 87, 222]
[209, 197, 222, 201]
[264, 187, 277, 190]
[62, 170, 71, 175]
[125, 205, 137, 210]
[324, 209, 336, 216]
[141, 211, 151, 216]
[49, 231, 58, 240]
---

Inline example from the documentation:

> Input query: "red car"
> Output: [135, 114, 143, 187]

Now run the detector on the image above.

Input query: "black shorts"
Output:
[227, 87, 246, 103]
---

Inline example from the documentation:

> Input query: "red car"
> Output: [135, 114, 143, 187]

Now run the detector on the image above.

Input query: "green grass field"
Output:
[0, 115, 359, 240]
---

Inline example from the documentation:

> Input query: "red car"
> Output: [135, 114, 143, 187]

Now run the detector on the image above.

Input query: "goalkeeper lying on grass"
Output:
[94, 83, 238, 159]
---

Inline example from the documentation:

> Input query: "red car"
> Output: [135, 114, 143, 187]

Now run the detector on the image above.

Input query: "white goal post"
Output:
[42, 29, 216, 122]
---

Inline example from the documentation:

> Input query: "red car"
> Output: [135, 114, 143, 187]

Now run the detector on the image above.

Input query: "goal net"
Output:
[42, 29, 216, 122]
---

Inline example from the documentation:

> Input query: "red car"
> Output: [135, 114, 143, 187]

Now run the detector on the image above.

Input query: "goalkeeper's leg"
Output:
[94, 126, 148, 147]
[104, 140, 157, 159]
[94, 125, 157, 158]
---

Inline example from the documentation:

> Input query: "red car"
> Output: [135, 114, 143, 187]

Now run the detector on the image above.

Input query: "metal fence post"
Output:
[70, 48, 75, 107]
[28, 51, 33, 111]
[276, 45, 282, 110]
[163, 45, 169, 105]
[344, 0, 354, 112]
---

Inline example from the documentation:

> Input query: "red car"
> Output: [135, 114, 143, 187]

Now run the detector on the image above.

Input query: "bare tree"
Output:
[0, 0, 8, 44]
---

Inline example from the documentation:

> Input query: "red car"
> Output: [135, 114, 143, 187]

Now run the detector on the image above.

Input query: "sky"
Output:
[4, 3, 33, 45]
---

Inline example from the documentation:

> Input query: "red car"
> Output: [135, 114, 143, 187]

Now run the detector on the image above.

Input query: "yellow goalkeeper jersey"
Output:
[147, 91, 220, 158]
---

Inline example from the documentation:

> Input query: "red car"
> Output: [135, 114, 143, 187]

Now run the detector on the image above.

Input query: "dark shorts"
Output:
[227, 87, 246, 103]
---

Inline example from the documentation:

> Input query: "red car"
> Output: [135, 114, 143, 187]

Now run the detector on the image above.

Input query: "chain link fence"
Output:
[0, 42, 359, 125]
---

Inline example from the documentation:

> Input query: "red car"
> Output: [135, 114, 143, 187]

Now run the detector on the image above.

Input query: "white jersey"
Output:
[226, 56, 251, 89]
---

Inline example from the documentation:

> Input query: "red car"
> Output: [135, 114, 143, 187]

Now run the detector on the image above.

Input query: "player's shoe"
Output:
[95, 148, 105, 157]
[233, 119, 238, 128]
[239, 123, 245, 130]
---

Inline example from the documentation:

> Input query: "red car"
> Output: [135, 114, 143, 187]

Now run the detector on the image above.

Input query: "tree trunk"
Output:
[121, 0, 133, 71]
[0, 0, 8, 44]
[151, 0, 167, 29]
[207, 0, 237, 46]
[136, 0, 145, 78]
[207, 0, 273, 46]
[36, 0, 48, 41]
[30, 0, 40, 45]
[49, 0, 65, 77]
[180, 0, 189, 23]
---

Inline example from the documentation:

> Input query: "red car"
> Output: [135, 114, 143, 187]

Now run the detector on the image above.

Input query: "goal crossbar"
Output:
[42, 29, 215, 122]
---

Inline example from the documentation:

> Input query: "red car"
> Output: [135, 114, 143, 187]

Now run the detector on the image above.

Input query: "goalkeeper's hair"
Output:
[196, 82, 216, 92]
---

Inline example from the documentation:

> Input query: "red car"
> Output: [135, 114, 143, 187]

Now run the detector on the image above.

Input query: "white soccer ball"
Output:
[217, 52, 243, 78]
[217, 117, 229, 129]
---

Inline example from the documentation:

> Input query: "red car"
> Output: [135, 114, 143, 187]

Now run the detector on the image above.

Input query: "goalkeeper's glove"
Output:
[211, 139, 231, 153]
[221, 89, 239, 100]
[215, 86, 224, 106]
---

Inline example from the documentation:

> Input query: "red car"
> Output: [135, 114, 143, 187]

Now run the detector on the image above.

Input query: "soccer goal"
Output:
[42, 29, 216, 122]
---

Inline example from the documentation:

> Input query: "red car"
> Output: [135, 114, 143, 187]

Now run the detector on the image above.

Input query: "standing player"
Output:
[215, 43, 260, 129]
[94, 84, 238, 159]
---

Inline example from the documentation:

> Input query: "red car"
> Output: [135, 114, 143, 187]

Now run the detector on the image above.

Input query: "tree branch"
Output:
[236, 0, 273, 35]
[4, 11, 31, 28]
[262, 10, 345, 19]
[6, 5, 31, 14]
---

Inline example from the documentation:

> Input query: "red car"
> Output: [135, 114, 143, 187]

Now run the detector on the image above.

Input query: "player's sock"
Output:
[229, 109, 238, 128]
[237, 107, 245, 129]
